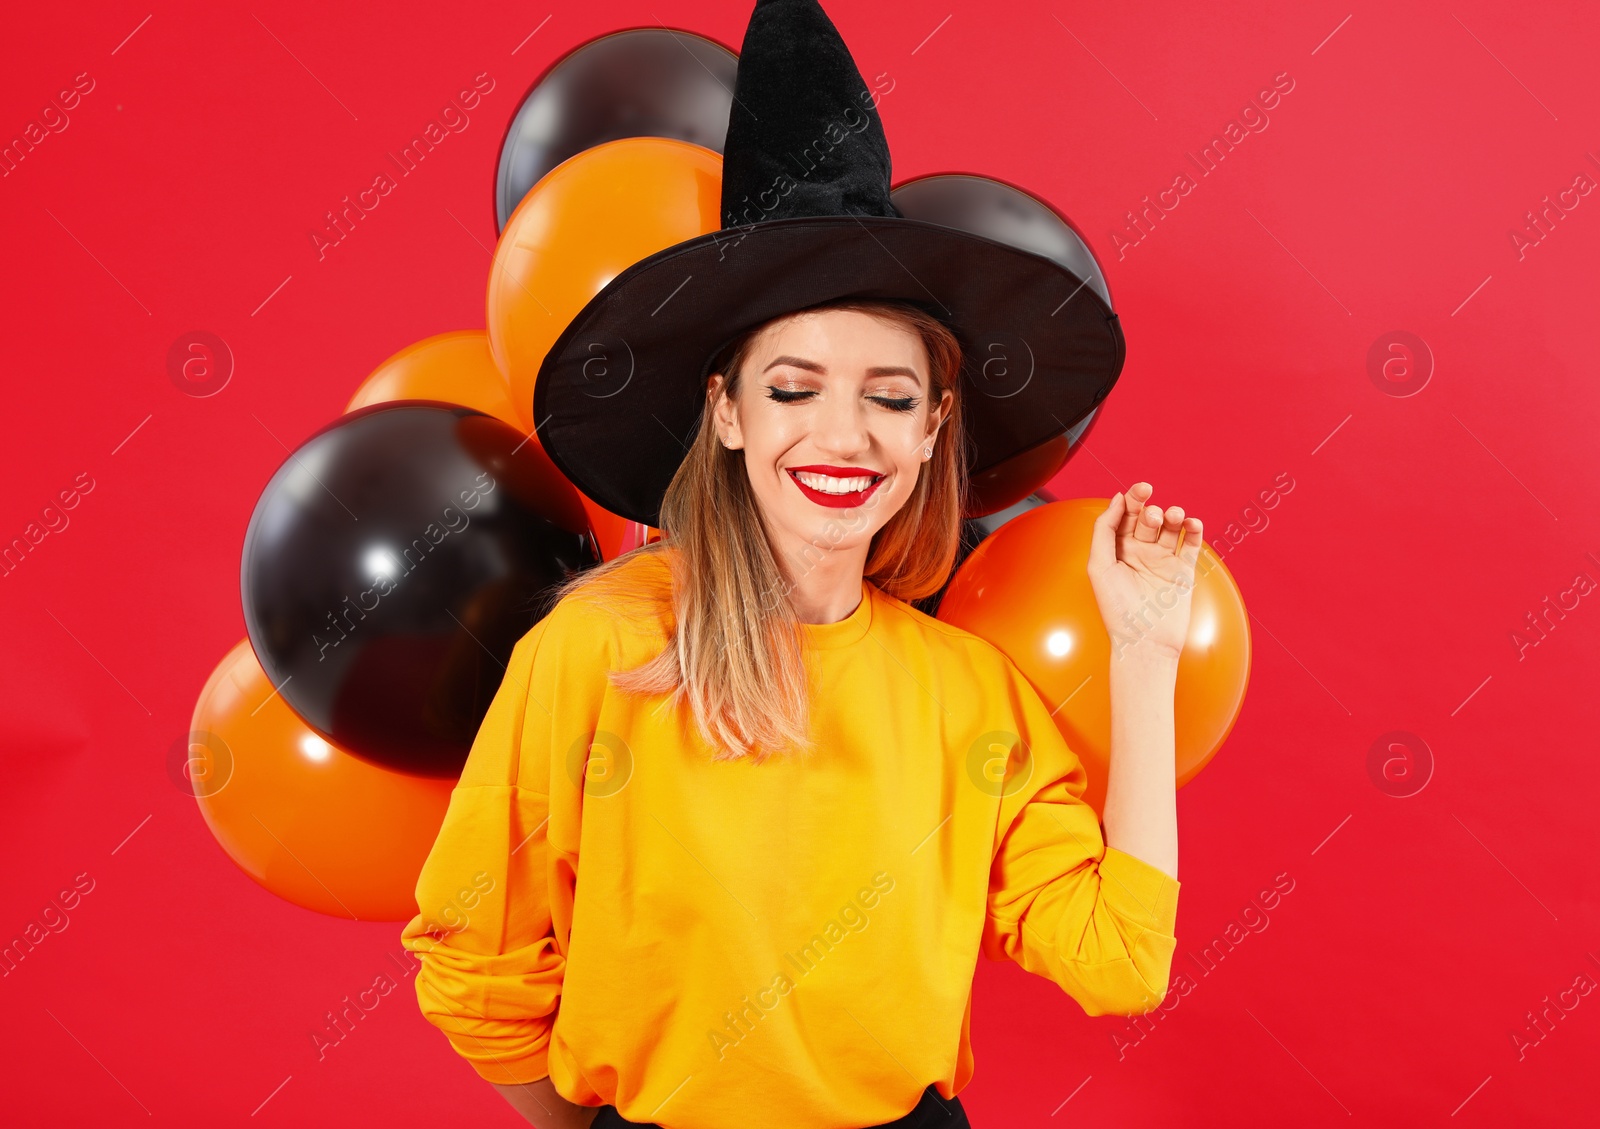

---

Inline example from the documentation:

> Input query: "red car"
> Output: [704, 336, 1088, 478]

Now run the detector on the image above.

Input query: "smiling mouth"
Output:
[786, 468, 888, 507]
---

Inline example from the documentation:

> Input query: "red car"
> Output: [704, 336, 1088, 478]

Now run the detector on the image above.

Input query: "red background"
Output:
[3, 1, 1597, 1125]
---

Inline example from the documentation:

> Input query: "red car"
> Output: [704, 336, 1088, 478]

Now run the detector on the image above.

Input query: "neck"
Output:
[774, 538, 870, 625]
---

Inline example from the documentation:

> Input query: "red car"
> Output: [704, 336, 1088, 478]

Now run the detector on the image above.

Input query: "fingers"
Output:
[1133, 502, 1164, 543]
[1179, 515, 1204, 568]
[1116, 481, 1154, 539]
[1120, 482, 1204, 559]
[1158, 505, 1185, 552]
[1089, 489, 1126, 571]
[1126, 481, 1161, 545]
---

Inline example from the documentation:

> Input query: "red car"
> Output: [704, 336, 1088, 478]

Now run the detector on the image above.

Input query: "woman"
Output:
[399, 293, 1199, 1128]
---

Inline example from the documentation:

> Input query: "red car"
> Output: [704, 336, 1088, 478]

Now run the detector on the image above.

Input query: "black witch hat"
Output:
[531, 0, 1124, 529]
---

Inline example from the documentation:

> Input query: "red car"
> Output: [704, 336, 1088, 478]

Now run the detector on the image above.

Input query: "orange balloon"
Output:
[487, 136, 723, 438]
[938, 498, 1250, 816]
[346, 330, 525, 430]
[186, 639, 456, 921]
[345, 330, 644, 561]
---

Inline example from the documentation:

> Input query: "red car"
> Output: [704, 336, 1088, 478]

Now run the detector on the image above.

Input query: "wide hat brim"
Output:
[532, 211, 1124, 528]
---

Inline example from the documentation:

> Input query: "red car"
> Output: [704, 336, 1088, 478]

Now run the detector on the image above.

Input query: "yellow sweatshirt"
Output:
[399, 548, 1179, 1129]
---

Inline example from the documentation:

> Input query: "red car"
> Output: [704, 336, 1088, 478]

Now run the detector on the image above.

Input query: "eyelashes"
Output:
[764, 387, 920, 413]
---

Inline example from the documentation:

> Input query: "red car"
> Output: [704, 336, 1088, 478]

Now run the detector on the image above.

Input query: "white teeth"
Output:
[793, 470, 879, 495]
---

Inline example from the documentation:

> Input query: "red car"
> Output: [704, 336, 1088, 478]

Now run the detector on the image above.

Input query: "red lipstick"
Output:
[786, 464, 887, 509]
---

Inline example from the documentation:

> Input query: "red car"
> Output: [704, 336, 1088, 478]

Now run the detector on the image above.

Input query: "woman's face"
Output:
[708, 307, 952, 562]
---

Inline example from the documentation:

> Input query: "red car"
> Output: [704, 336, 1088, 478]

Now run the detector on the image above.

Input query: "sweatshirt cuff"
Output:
[459, 1039, 551, 1086]
[1100, 846, 1180, 937]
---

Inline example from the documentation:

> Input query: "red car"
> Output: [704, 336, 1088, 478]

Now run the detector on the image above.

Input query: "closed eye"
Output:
[764, 387, 920, 412]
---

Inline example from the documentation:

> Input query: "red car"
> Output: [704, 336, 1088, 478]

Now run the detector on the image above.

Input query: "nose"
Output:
[807, 387, 873, 460]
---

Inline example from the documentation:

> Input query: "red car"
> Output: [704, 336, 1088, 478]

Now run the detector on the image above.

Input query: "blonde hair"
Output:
[545, 297, 968, 761]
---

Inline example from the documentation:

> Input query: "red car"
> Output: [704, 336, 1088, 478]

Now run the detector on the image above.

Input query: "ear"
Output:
[707, 373, 742, 447]
[925, 387, 954, 441]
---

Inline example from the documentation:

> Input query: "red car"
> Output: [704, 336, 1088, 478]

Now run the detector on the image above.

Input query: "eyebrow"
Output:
[762, 355, 924, 387]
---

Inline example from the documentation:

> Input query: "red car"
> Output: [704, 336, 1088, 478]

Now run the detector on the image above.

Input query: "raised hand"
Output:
[1086, 482, 1204, 663]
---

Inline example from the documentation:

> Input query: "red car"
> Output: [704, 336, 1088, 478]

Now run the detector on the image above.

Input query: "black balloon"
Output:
[890, 173, 1113, 308]
[892, 174, 1110, 515]
[241, 403, 599, 777]
[495, 28, 737, 232]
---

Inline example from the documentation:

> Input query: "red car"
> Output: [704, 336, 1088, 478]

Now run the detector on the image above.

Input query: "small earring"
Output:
[923, 445, 933, 459]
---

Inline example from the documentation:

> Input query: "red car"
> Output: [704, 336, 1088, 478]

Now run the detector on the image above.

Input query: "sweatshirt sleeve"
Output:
[398, 608, 589, 1085]
[979, 654, 1181, 1018]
